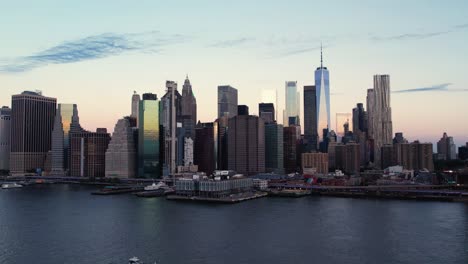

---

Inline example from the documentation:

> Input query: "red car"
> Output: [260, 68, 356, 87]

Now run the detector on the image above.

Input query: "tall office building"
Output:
[367, 75, 393, 167]
[228, 115, 265, 175]
[283, 126, 299, 173]
[0, 107, 11, 171]
[315, 46, 331, 144]
[218, 85, 238, 118]
[184, 137, 194, 166]
[181, 75, 197, 139]
[265, 123, 284, 173]
[70, 129, 110, 177]
[194, 122, 217, 175]
[302, 153, 328, 174]
[259, 103, 275, 124]
[138, 93, 162, 178]
[10, 91, 56, 175]
[303, 85, 318, 151]
[131, 92, 140, 125]
[161, 81, 182, 175]
[214, 116, 229, 170]
[328, 142, 360, 175]
[393, 141, 434, 171]
[105, 117, 137, 178]
[352, 103, 368, 165]
[336, 113, 352, 139]
[437, 132, 457, 160]
[50, 104, 82, 175]
[284, 81, 300, 126]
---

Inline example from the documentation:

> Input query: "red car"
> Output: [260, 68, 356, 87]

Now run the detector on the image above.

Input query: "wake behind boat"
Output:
[1, 182, 23, 189]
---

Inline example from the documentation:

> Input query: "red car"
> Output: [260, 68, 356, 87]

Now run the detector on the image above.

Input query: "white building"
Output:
[105, 118, 137, 178]
[184, 137, 194, 166]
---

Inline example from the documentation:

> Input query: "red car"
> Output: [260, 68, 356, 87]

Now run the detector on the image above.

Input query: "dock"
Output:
[166, 192, 268, 204]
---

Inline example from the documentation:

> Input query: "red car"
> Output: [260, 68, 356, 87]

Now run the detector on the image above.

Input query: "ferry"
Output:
[1, 182, 23, 189]
[144, 181, 167, 191]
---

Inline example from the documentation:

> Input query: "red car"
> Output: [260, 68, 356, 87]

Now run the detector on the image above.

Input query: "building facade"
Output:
[70, 129, 110, 177]
[228, 115, 265, 175]
[131, 92, 140, 125]
[0, 106, 11, 171]
[283, 126, 299, 173]
[303, 85, 318, 152]
[437, 132, 457, 160]
[315, 47, 331, 144]
[259, 103, 275, 124]
[105, 117, 137, 178]
[302, 153, 328, 174]
[218, 85, 238, 118]
[284, 81, 300, 126]
[10, 91, 56, 175]
[181, 76, 197, 140]
[194, 122, 216, 175]
[265, 123, 284, 173]
[138, 93, 162, 178]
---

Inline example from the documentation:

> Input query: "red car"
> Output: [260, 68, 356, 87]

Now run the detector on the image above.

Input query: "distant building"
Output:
[367, 75, 393, 168]
[218, 85, 238, 118]
[194, 122, 216, 175]
[184, 137, 194, 166]
[284, 81, 300, 126]
[105, 117, 137, 178]
[315, 47, 331, 144]
[215, 116, 229, 170]
[264, 123, 284, 173]
[302, 153, 328, 174]
[336, 113, 352, 139]
[50, 104, 83, 175]
[0, 106, 11, 171]
[138, 93, 162, 178]
[283, 126, 299, 173]
[161, 81, 182, 174]
[10, 91, 56, 175]
[181, 75, 197, 139]
[393, 132, 408, 144]
[437, 132, 457, 160]
[70, 129, 110, 177]
[131, 92, 140, 126]
[238, 105, 249, 116]
[393, 141, 434, 171]
[328, 142, 360, 175]
[459, 143, 468, 161]
[228, 115, 265, 175]
[303, 85, 318, 152]
[259, 103, 275, 124]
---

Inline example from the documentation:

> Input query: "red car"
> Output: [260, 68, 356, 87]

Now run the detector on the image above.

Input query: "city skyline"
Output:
[1, 1, 467, 146]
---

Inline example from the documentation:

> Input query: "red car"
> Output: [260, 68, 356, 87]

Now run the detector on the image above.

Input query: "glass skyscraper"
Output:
[315, 47, 330, 143]
[284, 81, 300, 126]
[138, 93, 161, 178]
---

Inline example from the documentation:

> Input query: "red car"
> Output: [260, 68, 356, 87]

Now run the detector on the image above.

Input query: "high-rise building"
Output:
[458, 143, 468, 161]
[284, 81, 300, 126]
[228, 115, 265, 175]
[194, 122, 216, 175]
[265, 123, 284, 173]
[181, 75, 197, 139]
[161, 81, 182, 175]
[138, 93, 162, 178]
[218, 85, 238, 118]
[437, 132, 457, 160]
[50, 104, 82, 175]
[214, 116, 229, 170]
[328, 142, 360, 175]
[10, 91, 56, 175]
[0, 106, 11, 171]
[303, 85, 318, 152]
[393, 132, 408, 144]
[302, 153, 328, 174]
[184, 137, 194, 166]
[367, 75, 393, 168]
[393, 141, 434, 171]
[283, 126, 299, 173]
[352, 103, 368, 166]
[315, 46, 330, 144]
[105, 117, 137, 178]
[70, 129, 110, 177]
[238, 105, 249, 116]
[131, 92, 140, 125]
[259, 103, 275, 124]
[336, 113, 352, 139]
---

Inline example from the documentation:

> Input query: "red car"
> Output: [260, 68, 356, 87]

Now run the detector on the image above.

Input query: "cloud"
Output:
[371, 30, 451, 41]
[393, 83, 468, 93]
[209, 37, 254, 48]
[271, 44, 332, 58]
[454, 23, 468, 29]
[0, 31, 188, 73]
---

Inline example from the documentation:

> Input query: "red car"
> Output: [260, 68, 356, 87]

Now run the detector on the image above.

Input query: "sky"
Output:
[1, 0, 467, 147]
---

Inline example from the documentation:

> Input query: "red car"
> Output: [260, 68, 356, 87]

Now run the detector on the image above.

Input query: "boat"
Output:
[129, 257, 141, 264]
[144, 181, 167, 191]
[2, 183, 23, 189]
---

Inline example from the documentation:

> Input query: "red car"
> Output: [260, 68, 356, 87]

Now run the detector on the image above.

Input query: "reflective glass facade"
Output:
[315, 67, 330, 142]
[138, 96, 161, 178]
[284, 81, 300, 126]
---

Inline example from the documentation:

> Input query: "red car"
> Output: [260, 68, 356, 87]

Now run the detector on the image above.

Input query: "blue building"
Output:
[315, 45, 330, 146]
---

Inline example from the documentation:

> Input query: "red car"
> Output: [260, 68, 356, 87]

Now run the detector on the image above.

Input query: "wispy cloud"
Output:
[209, 37, 254, 48]
[393, 83, 468, 93]
[0, 31, 189, 73]
[454, 23, 468, 29]
[371, 22, 468, 42]
[275, 45, 323, 57]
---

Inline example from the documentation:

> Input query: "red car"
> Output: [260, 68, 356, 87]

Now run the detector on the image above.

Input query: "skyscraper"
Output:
[284, 81, 300, 126]
[161, 81, 182, 175]
[283, 126, 299, 173]
[105, 117, 138, 178]
[265, 123, 284, 173]
[437, 132, 457, 160]
[214, 116, 229, 170]
[303, 85, 318, 151]
[0, 106, 11, 171]
[367, 75, 393, 167]
[131, 92, 140, 126]
[10, 91, 56, 175]
[336, 113, 352, 140]
[194, 122, 216, 175]
[218, 85, 238, 118]
[181, 75, 197, 139]
[259, 103, 275, 124]
[138, 93, 161, 178]
[70, 129, 110, 177]
[50, 104, 82, 175]
[315, 46, 330, 144]
[228, 115, 265, 175]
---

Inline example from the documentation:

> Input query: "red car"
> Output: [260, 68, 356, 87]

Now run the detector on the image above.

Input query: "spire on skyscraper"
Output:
[320, 42, 323, 68]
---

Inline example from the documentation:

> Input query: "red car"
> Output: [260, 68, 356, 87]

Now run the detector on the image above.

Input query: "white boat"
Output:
[2, 183, 23, 189]
[129, 257, 141, 264]
[144, 181, 167, 191]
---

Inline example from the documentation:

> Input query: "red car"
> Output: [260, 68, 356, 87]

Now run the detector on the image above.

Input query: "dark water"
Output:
[1, 184, 467, 264]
